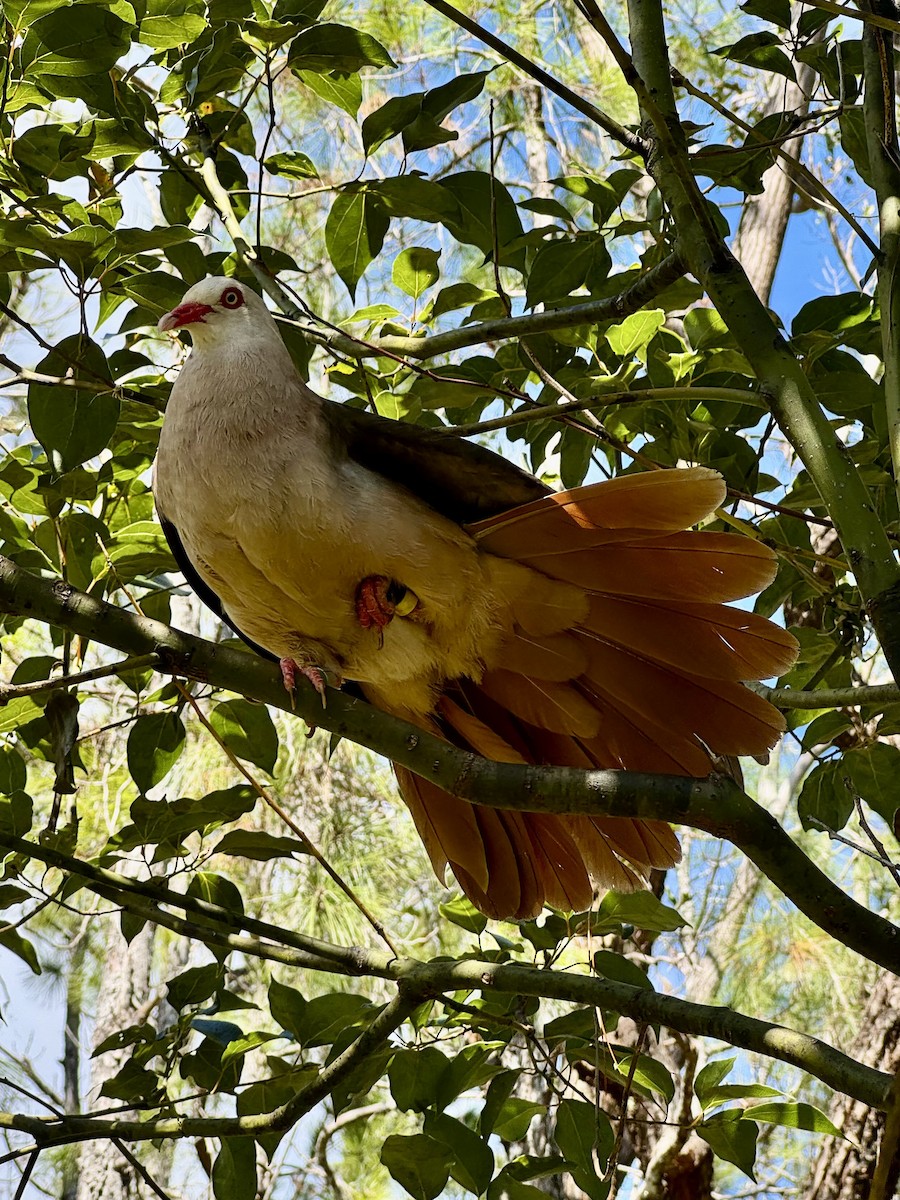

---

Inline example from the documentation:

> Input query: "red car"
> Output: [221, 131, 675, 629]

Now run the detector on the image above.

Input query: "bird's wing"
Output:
[322, 401, 547, 523]
[158, 513, 278, 662]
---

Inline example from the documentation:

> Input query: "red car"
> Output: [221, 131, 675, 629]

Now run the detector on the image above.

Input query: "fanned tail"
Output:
[388, 468, 797, 920]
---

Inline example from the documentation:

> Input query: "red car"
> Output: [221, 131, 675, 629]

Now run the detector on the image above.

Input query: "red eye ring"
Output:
[220, 287, 244, 309]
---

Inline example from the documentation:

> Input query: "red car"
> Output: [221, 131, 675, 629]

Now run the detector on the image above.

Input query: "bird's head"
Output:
[158, 277, 277, 349]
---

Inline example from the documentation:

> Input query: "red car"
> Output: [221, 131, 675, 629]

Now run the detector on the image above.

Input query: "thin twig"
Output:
[418, 0, 647, 153]
[177, 681, 399, 956]
[0, 654, 160, 705]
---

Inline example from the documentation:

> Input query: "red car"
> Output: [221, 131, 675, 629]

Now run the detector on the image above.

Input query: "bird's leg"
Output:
[279, 657, 330, 709]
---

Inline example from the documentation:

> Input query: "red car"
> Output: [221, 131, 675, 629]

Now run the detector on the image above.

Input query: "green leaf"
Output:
[594, 890, 687, 933]
[288, 23, 395, 73]
[102, 520, 175, 583]
[326, 187, 389, 299]
[295, 69, 361, 116]
[182, 786, 257, 831]
[421, 70, 490, 124]
[371, 176, 462, 226]
[167, 963, 222, 1009]
[813, 369, 881, 417]
[187, 871, 245, 918]
[592, 950, 653, 991]
[209, 699, 279, 774]
[800, 711, 854, 753]
[389, 1046, 451, 1111]
[430, 282, 496, 319]
[703, 1083, 784, 1105]
[694, 1057, 735, 1108]
[219, 1030, 279, 1066]
[139, 11, 206, 49]
[797, 761, 850, 833]
[698, 1112, 758, 1181]
[551, 168, 642, 225]
[0, 747, 27, 796]
[0, 927, 41, 974]
[127, 712, 186, 794]
[263, 151, 319, 180]
[741, 0, 791, 27]
[213, 830, 308, 860]
[0, 792, 33, 838]
[715, 32, 796, 81]
[493, 1097, 546, 1141]
[269, 978, 307, 1039]
[526, 237, 609, 305]
[297, 992, 373, 1047]
[28, 336, 119, 472]
[272, 0, 327, 19]
[439, 171, 526, 270]
[745, 1101, 842, 1137]
[436, 1042, 505, 1109]
[393, 247, 440, 299]
[212, 1138, 257, 1200]
[555, 1098, 613, 1170]
[381, 1134, 452, 1200]
[481, 1070, 519, 1135]
[606, 310, 666, 357]
[843, 743, 900, 826]
[616, 1052, 675, 1102]
[424, 1111, 494, 1195]
[362, 92, 424, 156]
[791, 291, 873, 338]
[0, 699, 45, 734]
[24, 8, 132, 77]
[439, 894, 487, 934]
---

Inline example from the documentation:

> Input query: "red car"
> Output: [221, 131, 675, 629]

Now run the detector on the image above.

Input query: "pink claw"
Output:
[279, 657, 328, 708]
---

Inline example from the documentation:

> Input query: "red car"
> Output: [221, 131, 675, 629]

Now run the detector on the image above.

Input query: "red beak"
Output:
[158, 301, 214, 332]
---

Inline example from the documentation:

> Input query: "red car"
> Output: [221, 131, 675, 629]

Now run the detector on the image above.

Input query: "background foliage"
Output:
[0, 0, 899, 1196]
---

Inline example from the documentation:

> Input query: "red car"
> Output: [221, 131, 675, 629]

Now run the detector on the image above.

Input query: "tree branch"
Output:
[0, 989, 420, 1150]
[624, 0, 900, 686]
[752, 682, 900, 709]
[0, 839, 892, 1120]
[417, 0, 647, 153]
[861, 2, 900, 513]
[440, 386, 763, 439]
[1, 556, 897, 972]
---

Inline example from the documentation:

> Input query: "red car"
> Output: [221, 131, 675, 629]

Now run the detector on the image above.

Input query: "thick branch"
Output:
[0, 556, 897, 972]
[862, 2, 900, 511]
[753, 682, 900, 709]
[308, 250, 686, 359]
[624, 0, 900, 684]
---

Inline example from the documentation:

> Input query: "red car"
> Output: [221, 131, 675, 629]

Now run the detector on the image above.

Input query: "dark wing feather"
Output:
[323, 401, 547, 523]
[159, 516, 277, 662]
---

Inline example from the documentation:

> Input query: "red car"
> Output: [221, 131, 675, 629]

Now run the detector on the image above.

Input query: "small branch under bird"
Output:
[153, 277, 798, 920]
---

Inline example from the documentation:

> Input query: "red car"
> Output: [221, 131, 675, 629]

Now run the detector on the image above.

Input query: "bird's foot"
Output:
[279, 657, 329, 710]
[355, 577, 419, 644]
[356, 575, 395, 630]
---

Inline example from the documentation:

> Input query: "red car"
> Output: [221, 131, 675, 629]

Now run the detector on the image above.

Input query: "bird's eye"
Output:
[220, 287, 244, 309]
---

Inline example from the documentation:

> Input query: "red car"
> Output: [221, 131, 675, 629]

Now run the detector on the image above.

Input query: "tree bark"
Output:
[731, 54, 816, 305]
[76, 919, 155, 1200]
[803, 972, 900, 1200]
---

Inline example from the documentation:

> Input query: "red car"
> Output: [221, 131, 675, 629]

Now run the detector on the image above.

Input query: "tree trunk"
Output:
[61, 939, 84, 1200]
[731, 59, 816, 305]
[76, 919, 155, 1200]
[803, 972, 900, 1200]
